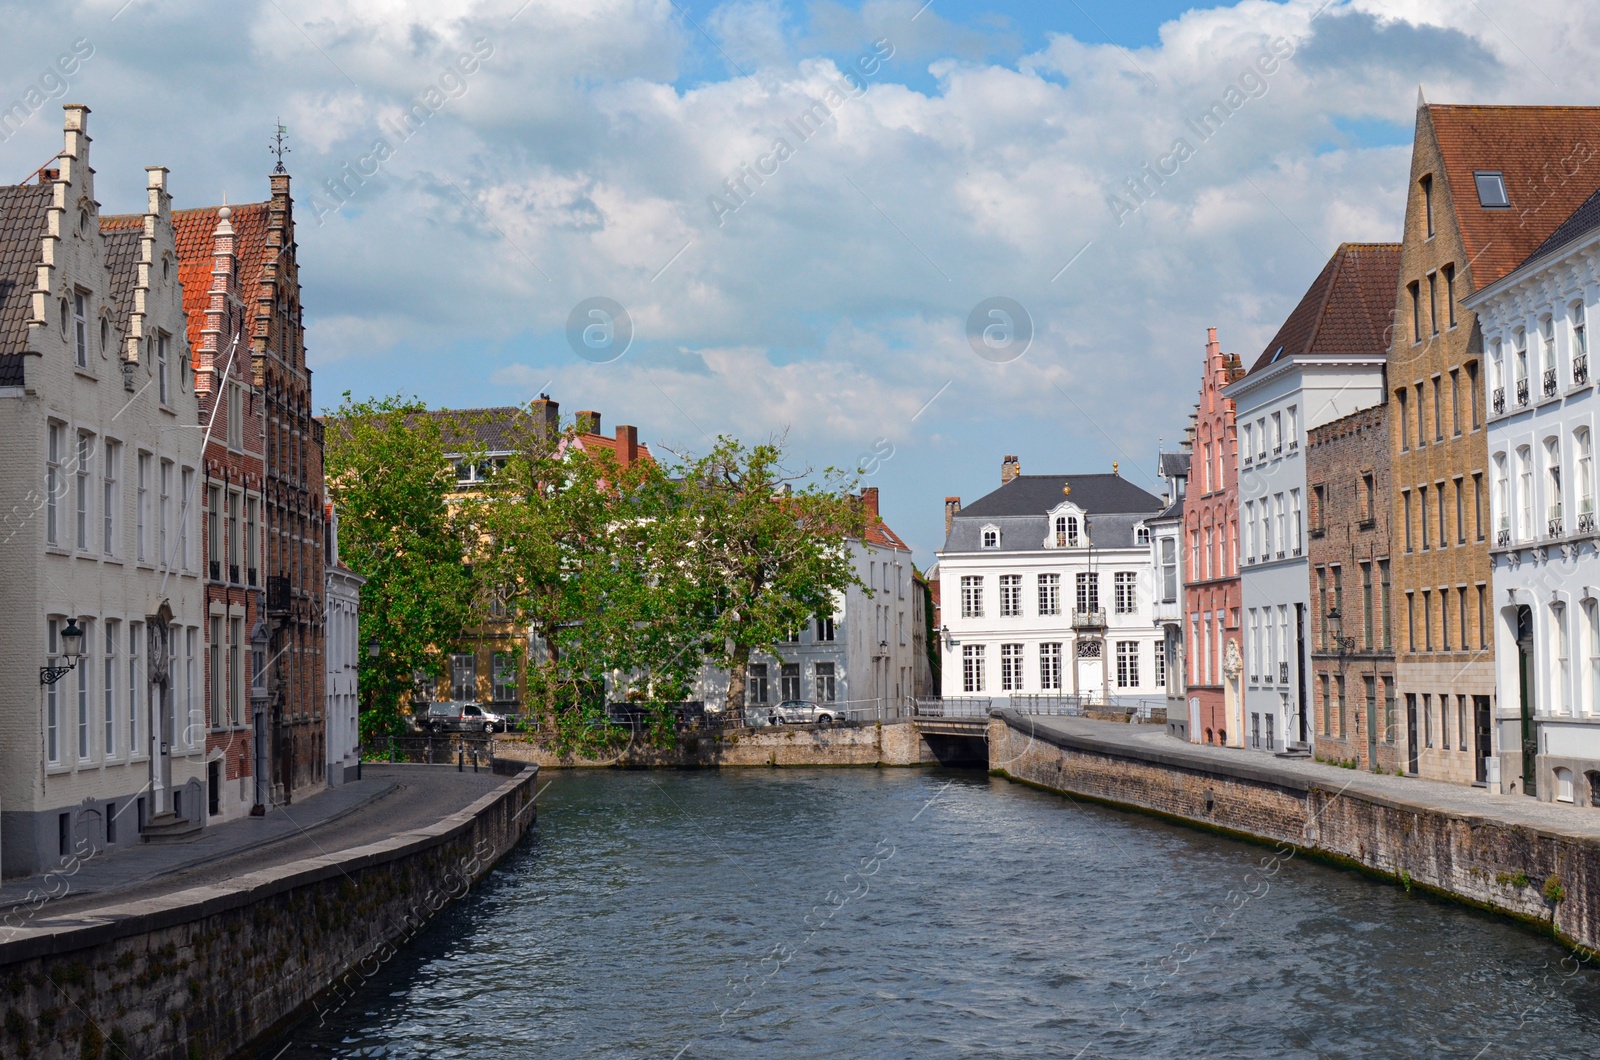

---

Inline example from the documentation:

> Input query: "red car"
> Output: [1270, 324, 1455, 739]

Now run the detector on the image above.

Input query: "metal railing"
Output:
[1545, 367, 1559, 397]
[1279, 661, 1290, 684]
[1072, 609, 1107, 629]
[1496, 524, 1511, 548]
[1549, 504, 1565, 539]
[1576, 353, 1590, 387]
[1517, 378, 1530, 406]
[1493, 387, 1506, 415]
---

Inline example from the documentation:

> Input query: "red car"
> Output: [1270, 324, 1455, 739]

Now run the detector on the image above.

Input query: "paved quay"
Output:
[1005, 713, 1600, 841]
[0, 764, 510, 922]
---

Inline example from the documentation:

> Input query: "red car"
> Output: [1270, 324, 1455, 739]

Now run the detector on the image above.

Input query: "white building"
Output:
[0, 107, 207, 876]
[937, 458, 1169, 706]
[693, 487, 926, 718]
[1152, 450, 1191, 738]
[1227, 243, 1397, 753]
[325, 505, 365, 785]
[1469, 190, 1600, 804]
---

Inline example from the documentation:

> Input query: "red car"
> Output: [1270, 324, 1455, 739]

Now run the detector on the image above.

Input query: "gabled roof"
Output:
[416, 405, 655, 465]
[863, 516, 908, 551]
[1159, 451, 1190, 479]
[167, 202, 272, 360]
[955, 473, 1163, 519]
[101, 228, 142, 322]
[1427, 104, 1600, 288]
[0, 183, 51, 355]
[1248, 243, 1400, 373]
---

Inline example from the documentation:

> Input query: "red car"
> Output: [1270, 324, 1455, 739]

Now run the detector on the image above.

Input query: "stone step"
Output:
[140, 812, 203, 843]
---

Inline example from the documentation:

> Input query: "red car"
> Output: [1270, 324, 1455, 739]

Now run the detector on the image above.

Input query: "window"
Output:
[103, 619, 119, 758]
[1202, 442, 1213, 492]
[1477, 584, 1488, 650]
[1155, 636, 1167, 688]
[1586, 600, 1600, 715]
[781, 662, 800, 701]
[1409, 282, 1422, 344]
[1422, 590, 1433, 651]
[747, 663, 768, 705]
[1423, 693, 1433, 746]
[1336, 675, 1347, 739]
[1419, 488, 1430, 550]
[1449, 369, 1462, 436]
[1116, 641, 1140, 688]
[1256, 418, 1267, 462]
[206, 486, 221, 580]
[1454, 478, 1465, 544]
[1361, 561, 1374, 650]
[210, 616, 224, 730]
[157, 332, 170, 404]
[1421, 174, 1434, 237]
[450, 653, 477, 701]
[1437, 482, 1449, 548]
[1441, 587, 1451, 651]
[1038, 573, 1061, 616]
[1473, 170, 1509, 208]
[1076, 572, 1099, 614]
[491, 652, 516, 703]
[1402, 489, 1413, 551]
[1000, 644, 1022, 691]
[1289, 489, 1302, 554]
[179, 468, 193, 569]
[1040, 642, 1062, 690]
[227, 383, 244, 450]
[816, 614, 835, 641]
[1578, 429, 1595, 528]
[1136, 525, 1150, 545]
[1428, 272, 1439, 337]
[1114, 571, 1137, 615]
[46, 619, 60, 763]
[1274, 493, 1286, 556]
[1416, 383, 1426, 445]
[46, 422, 63, 545]
[1380, 561, 1392, 650]
[981, 528, 999, 549]
[1555, 604, 1572, 714]
[1242, 423, 1254, 464]
[1056, 515, 1080, 547]
[960, 576, 983, 619]
[136, 453, 151, 562]
[1243, 501, 1255, 562]
[815, 661, 836, 702]
[128, 623, 141, 756]
[1444, 264, 1456, 328]
[1204, 526, 1213, 579]
[101, 441, 119, 555]
[1397, 388, 1411, 449]
[76, 619, 91, 761]
[246, 495, 259, 585]
[1405, 592, 1416, 653]
[962, 644, 985, 693]
[1160, 539, 1177, 603]
[227, 489, 240, 580]
[1515, 331, 1530, 405]
[1271, 411, 1282, 453]
[1467, 360, 1480, 428]
[1518, 446, 1534, 539]
[73, 290, 88, 368]
[1473, 472, 1485, 542]
[159, 460, 172, 567]
[1000, 575, 1022, 617]
[1547, 437, 1564, 536]
[1361, 474, 1375, 525]
[75, 432, 92, 551]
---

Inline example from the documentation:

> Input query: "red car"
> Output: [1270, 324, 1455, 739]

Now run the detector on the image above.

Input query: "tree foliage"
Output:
[323, 393, 477, 746]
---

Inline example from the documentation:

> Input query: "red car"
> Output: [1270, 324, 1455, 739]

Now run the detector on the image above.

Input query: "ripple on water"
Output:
[278, 769, 1600, 1059]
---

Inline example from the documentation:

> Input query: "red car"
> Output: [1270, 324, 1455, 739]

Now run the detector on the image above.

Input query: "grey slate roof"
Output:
[1520, 183, 1600, 274]
[102, 228, 141, 323]
[944, 474, 1163, 553]
[0, 183, 50, 355]
[1158, 451, 1191, 480]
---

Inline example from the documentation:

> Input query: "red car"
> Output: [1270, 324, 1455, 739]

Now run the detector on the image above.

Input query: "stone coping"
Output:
[993, 710, 1600, 846]
[0, 765, 538, 967]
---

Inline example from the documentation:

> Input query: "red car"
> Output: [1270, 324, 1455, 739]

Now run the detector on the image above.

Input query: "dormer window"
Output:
[1054, 514, 1080, 548]
[1136, 524, 1151, 545]
[1473, 171, 1509, 209]
[981, 526, 1000, 549]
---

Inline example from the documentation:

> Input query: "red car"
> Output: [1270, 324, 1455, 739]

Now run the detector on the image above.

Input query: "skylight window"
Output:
[1474, 171, 1510, 209]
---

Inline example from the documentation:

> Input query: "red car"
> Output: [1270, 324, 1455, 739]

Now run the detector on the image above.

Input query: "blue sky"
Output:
[2, 0, 1588, 561]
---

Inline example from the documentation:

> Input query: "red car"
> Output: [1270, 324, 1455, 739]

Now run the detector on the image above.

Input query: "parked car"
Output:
[417, 701, 493, 734]
[473, 705, 510, 733]
[766, 699, 836, 726]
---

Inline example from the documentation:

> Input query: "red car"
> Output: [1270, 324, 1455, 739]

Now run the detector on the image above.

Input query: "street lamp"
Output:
[1327, 606, 1356, 656]
[40, 618, 85, 685]
[367, 637, 381, 659]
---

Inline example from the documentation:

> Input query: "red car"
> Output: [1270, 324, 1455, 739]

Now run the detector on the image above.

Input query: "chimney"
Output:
[944, 496, 961, 536]
[1001, 455, 1020, 484]
[576, 410, 601, 435]
[531, 394, 560, 437]
[615, 424, 638, 468]
[860, 486, 880, 520]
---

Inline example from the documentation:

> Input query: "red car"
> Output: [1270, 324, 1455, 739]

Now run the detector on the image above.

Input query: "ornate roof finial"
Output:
[1112, 461, 1119, 476]
[1062, 481, 1071, 496]
[270, 119, 290, 174]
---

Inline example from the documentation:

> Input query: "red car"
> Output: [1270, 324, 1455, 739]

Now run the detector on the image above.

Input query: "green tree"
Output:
[663, 436, 867, 717]
[323, 394, 478, 747]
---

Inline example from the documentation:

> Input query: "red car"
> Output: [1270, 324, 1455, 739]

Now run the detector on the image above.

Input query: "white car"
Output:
[766, 699, 836, 726]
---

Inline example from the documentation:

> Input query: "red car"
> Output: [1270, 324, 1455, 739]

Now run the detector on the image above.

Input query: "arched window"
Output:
[1490, 339, 1505, 414]
[1540, 315, 1557, 396]
[1545, 436, 1563, 536]
[1136, 524, 1150, 546]
[1577, 428, 1594, 533]
[1514, 329, 1529, 405]
[981, 528, 999, 549]
[1572, 302, 1589, 384]
[1553, 602, 1572, 715]
[1492, 451, 1510, 545]
[1517, 446, 1533, 540]
[1056, 515, 1079, 548]
[1555, 766, 1574, 803]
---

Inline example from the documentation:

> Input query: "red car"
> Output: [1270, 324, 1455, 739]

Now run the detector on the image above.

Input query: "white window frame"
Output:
[960, 576, 984, 619]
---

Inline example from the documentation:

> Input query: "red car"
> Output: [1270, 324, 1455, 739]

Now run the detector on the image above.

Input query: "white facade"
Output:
[1151, 452, 1190, 737]
[1470, 220, 1600, 804]
[937, 474, 1168, 706]
[325, 506, 365, 785]
[0, 108, 207, 876]
[1229, 358, 1385, 752]
[693, 534, 924, 717]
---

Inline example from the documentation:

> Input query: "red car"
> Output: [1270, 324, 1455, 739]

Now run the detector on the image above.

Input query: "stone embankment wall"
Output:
[0, 764, 538, 1060]
[990, 713, 1600, 952]
[494, 721, 951, 769]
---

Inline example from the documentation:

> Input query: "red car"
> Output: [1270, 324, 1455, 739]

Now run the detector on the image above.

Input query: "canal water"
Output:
[285, 768, 1600, 1058]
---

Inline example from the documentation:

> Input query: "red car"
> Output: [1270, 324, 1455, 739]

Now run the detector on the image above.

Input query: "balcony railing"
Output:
[1496, 521, 1511, 548]
[1493, 387, 1506, 415]
[1580, 501, 1597, 535]
[208, 560, 221, 581]
[1278, 661, 1290, 684]
[247, 566, 258, 587]
[1549, 504, 1565, 539]
[1544, 367, 1559, 398]
[1576, 353, 1590, 387]
[229, 563, 240, 584]
[1517, 378, 1530, 406]
[1071, 609, 1107, 630]
[1273, 444, 1283, 456]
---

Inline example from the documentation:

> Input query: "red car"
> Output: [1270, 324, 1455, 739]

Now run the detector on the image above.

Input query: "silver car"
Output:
[767, 699, 836, 726]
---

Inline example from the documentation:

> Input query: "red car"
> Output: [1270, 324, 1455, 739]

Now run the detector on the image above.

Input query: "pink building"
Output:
[1183, 328, 1246, 744]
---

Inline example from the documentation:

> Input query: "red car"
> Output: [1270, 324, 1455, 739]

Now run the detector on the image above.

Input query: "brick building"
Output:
[164, 201, 266, 819]
[1388, 102, 1600, 785]
[1306, 403, 1400, 773]
[1183, 327, 1246, 745]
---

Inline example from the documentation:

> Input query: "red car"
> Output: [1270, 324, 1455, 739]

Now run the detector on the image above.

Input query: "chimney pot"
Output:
[944, 496, 961, 537]
[1001, 455, 1021, 485]
[861, 486, 880, 519]
[577, 410, 601, 435]
[615, 425, 638, 468]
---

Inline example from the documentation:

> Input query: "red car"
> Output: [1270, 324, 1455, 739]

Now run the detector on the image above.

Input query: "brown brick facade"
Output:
[1307, 403, 1400, 773]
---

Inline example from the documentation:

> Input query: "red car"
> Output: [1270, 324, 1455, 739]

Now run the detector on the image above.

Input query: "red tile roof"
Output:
[1426, 104, 1600, 288]
[169, 202, 271, 363]
[1249, 243, 1401, 373]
